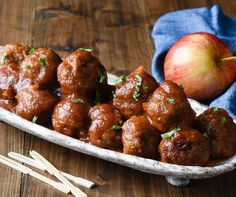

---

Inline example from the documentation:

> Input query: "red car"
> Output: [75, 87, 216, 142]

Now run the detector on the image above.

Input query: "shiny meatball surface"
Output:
[122, 115, 160, 158]
[0, 43, 30, 65]
[196, 107, 236, 159]
[19, 48, 62, 87]
[57, 50, 107, 97]
[89, 104, 123, 149]
[52, 95, 91, 138]
[16, 87, 57, 123]
[113, 66, 159, 119]
[0, 62, 19, 100]
[144, 80, 196, 133]
[159, 128, 210, 166]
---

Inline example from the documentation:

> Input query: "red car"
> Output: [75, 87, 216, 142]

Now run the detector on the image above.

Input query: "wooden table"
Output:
[0, 0, 236, 196]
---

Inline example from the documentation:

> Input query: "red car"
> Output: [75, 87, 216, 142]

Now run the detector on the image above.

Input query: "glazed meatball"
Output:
[159, 128, 210, 166]
[144, 80, 196, 133]
[0, 43, 30, 65]
[0, 99, 16, 113]
[52, 95, 91, 138]
[16, 87, 57, 123]
[89, 104, 123, 149]
[18, 48, 62, 87]
[113, 66, 159, 119]
[57, 49, 107, 97]
[122, 115, 160, 158]
[195, 107, 236, 159]
[0, 62, 19, 100]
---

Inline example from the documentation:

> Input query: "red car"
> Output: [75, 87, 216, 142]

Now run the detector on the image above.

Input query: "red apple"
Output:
[164, 32, 236, 102]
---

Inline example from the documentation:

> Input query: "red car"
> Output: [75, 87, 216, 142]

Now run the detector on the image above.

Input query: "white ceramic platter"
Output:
[0, 73, 235, 186]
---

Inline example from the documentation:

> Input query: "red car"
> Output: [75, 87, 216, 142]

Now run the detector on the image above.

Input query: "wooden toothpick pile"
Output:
[0, 150, 95, 197]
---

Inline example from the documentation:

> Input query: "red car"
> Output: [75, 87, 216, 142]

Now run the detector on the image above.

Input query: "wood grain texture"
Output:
[0, 123, 24, 196]
[0, 0, 236, 196]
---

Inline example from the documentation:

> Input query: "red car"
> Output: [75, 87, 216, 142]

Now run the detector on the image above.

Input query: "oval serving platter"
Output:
[0, 73, 235, 186]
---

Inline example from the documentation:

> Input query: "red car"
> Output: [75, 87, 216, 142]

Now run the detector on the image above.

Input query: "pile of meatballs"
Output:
[0, 43, 236, 167]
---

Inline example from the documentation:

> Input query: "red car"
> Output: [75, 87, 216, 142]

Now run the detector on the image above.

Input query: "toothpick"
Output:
[0, 155, 70, 194]
[30, 150, 87, 197]
[8, 152, 95, 188]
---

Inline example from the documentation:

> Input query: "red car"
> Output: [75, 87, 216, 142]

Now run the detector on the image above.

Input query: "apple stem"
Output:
[221, 56, 236, 62]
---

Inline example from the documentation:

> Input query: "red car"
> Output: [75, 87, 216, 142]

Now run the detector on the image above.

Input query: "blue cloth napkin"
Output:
[151, 5, 236, 119]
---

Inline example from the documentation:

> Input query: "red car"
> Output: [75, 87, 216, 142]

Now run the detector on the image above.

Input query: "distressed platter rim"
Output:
[0, 73, 235, 180]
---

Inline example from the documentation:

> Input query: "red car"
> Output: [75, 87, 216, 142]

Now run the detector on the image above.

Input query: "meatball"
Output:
[195, 107, 236, 159]
[16, 87, 57, 123]
[122, 115, 160, 158]
[89, 104, 123, 149]
[57, 49, 107, 97]
[159, 128, 210, 166]
[0, 62, 19, 100]
[0, 99, 16, 113]
[113, 66, 159, 119]
[52, 95, 91, 138]
[18, 48, 62, 87]
[0, 43, 30, 65]
[144, 80, 196, 133]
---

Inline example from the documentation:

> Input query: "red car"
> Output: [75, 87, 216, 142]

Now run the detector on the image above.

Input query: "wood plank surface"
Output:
[0, 0, 235, 196]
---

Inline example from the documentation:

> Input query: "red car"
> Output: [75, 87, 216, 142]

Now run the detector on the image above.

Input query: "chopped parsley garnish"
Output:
[1, 53, 7, 64]
[39, 58, 46, 67]
[99, 72, 106, 84]
[203, 132, 210, 139]
[74, 98, 84, 104]
[24, 65, 31, 70]
[213, 107, 219, 114]
[32, 115, 39, 124]
[78, 48, 93, 52]
[143, 85, 148, 93]
[112, 91, 116, 98]
[28, 48, 35, 55]
[167, 97, 176, 105]
[203, 129, 216, 149]
[120, 75, 126, 82]
[94, 90, 101, 104]
[115, 75, 126, 86]
[135, 75, 142, 85]
[161, 127, 181, 139]
[133, 75, 142, 101]
[221, 117, 227, 125]
[112, 124, 122, 130]
[133, 89, 140, 101]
